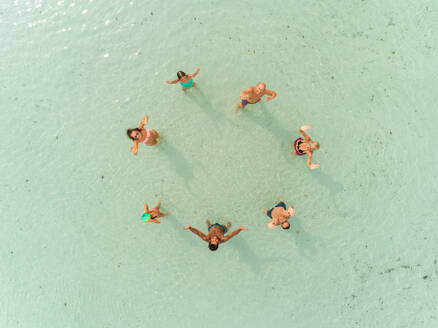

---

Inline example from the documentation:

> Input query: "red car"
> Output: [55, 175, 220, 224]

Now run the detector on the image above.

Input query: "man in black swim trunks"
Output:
[184, 220, 248, 251]
[262, 200, 295, 230]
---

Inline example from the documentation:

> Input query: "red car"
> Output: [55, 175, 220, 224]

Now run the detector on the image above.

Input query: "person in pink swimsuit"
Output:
[127, 115, 162, 155]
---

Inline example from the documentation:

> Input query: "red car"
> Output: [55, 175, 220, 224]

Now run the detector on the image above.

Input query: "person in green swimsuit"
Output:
[141, 200, 168, 224]
[166, 68, 200, 91]
[184, 220, 248, 251]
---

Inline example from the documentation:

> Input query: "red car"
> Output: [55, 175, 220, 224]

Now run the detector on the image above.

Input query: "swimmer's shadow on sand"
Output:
[244, 103, 293, 162]
[309, 170, 351, 218]
[187, 87, 235, 134]
[230, 238, 283, 273]
[168, 218, 200, 247]
[186, 87, 212, 109]
[159, 140, 203, 199]
[291, 217, 324, 259]
[311, 170, 343, 194]
[158, 200, 200, 246]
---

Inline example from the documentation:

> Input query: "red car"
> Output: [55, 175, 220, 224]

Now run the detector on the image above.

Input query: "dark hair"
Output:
[282, 222, 290, 230]
[177, 71, 186, 79]
[208, 243, 218, 251]
[126, 128, 141, 140]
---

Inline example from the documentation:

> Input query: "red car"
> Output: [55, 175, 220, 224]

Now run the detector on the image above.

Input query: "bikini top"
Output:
[141, 129, 151, 144]
[298, 139, 311, 153]
[179, 78, 193, 87]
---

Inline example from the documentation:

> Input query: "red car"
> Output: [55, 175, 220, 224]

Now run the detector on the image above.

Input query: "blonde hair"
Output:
[314, 142, 320, 150]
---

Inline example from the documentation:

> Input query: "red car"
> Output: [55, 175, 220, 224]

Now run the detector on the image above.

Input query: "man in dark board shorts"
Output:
[184, 220, 248, 251]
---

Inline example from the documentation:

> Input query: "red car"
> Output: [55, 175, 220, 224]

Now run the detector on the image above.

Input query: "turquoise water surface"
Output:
[1, 0, 438, 327]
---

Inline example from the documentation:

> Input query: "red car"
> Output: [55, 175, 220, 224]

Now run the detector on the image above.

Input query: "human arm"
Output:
[306, 152, 319, 170]
[130, 140, 139, 155]
[221, 227, 248, 242]
[299, 125, 312, 141]
[144, 203, 150, 213]
[189, 68, 200, 78]
[184, 225, 208, 241]
[166, 78, 180, 84]
[262, 209, 275, 229]
[153, 200, 161, 210]
[265, 89, 277, 101]
[138, 116, 148, 129]
[147, 218, 161, 224]
[240, 87, 253, 100]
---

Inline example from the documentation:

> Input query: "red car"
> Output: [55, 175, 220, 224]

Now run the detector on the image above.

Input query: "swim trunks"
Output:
[241, 99, 260, 107]
[208, 223, 226, 233]
[267, 202, 286, 219]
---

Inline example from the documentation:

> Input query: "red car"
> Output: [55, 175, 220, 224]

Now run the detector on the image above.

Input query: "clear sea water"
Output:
[1, 0, 438, 327]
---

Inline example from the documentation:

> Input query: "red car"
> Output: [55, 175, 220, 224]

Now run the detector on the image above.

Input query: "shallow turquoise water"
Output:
[1, 0, 438, 327]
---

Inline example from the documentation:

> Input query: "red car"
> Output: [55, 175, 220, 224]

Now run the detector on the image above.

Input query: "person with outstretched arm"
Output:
[184, 220, 248, 251]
